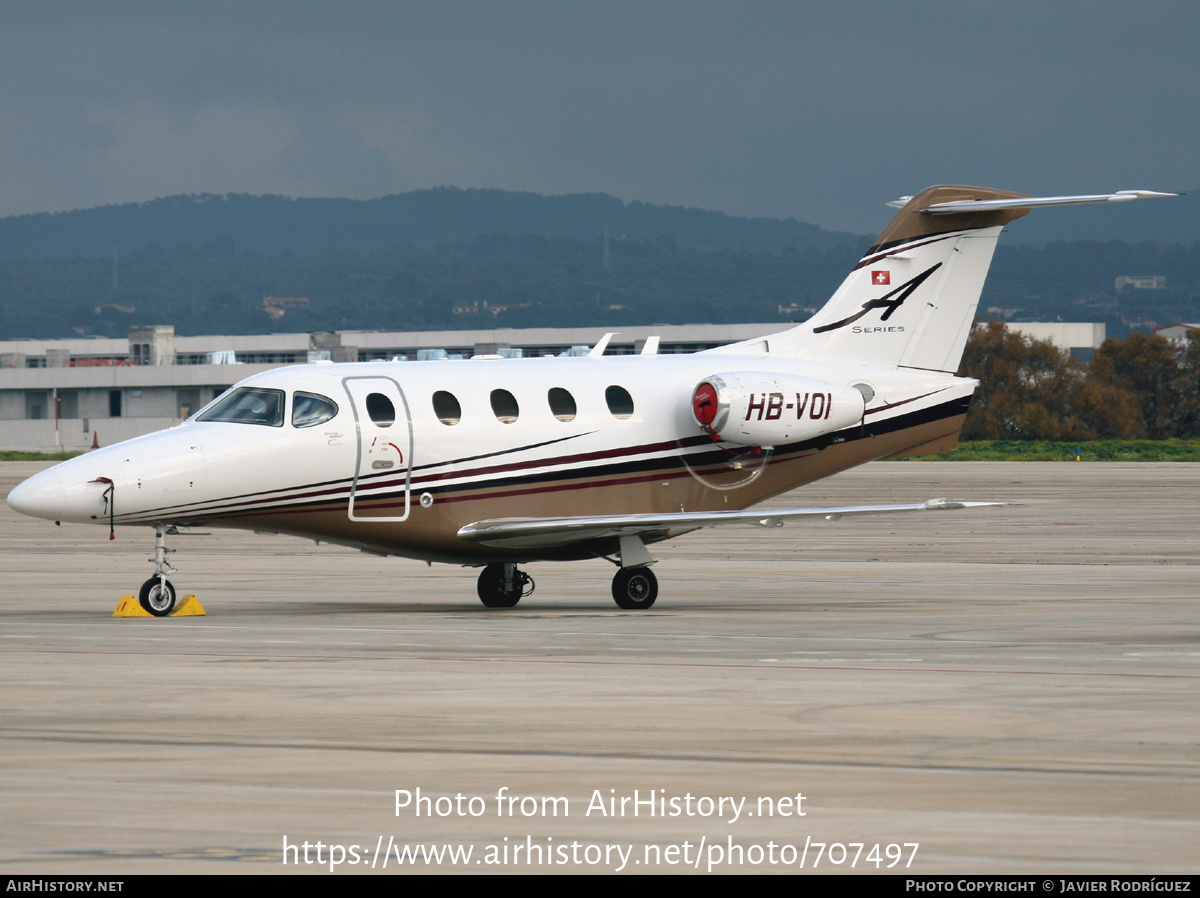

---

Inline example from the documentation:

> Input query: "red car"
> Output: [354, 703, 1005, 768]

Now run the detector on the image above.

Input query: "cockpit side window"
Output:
[196, 387, 285, 427]
[292, 391, 339, 428]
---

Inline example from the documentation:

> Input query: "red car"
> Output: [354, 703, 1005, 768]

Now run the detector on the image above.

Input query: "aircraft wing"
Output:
[457, 498, 1003, 550]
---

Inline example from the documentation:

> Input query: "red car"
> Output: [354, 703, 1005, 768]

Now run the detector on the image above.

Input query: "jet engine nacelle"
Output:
[691, 372, 865, 446]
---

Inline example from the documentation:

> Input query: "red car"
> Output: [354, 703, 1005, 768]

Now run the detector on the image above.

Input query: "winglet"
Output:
[922, 498, 1010, 510]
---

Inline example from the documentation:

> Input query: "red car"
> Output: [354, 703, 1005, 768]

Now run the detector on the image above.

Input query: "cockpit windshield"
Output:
[292, 392, 338, 428]
[196, 387, 285, 427]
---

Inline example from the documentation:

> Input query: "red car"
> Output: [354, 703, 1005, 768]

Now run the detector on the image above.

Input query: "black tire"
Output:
[612, 567, 657, 610]
[138, 577, 177, 617]
[477, 563, 522, 608]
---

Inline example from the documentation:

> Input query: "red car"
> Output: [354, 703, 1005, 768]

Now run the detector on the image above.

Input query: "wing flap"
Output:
[457, 498, 1003, 550]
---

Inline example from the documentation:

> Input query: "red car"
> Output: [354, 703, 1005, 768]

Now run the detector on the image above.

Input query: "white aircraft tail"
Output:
[744, 185, 1175, 373]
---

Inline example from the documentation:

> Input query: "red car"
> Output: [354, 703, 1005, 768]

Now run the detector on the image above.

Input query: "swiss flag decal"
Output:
[871, 270, 890, 285]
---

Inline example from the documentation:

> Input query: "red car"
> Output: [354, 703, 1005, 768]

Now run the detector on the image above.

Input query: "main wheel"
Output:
[612, 567, 657, 610]
[476, 563, 525, 608]
[138, 576, 177, 617]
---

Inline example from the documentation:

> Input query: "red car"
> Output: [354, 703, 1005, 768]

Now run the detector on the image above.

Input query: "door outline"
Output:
[343, 375, 413, 522]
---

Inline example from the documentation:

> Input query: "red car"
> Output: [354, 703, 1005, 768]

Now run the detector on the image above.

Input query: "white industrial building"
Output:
[1154, 323, 1199, 344]
[1003, 322, 1107, 357]
[0, 321, 1106, 451]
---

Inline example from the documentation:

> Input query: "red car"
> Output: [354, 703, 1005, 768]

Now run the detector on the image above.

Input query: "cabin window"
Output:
[547, 387, 576, 422]
[196, 387, 285, 427]
[366, 392, 395, 426]
[292, 392, 339, 428]
[490, 389, 519, 424]
[432, 391, 461, 425]
[605, 385, 634, 420]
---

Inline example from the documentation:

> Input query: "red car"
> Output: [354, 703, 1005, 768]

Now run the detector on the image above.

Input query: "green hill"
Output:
[0, 189, 865, 260]
[0, 189, 1197, 342]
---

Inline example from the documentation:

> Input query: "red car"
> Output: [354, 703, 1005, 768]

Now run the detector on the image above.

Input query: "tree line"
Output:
[0, 190, 863, 261]
[0, 233, 863, 340]
[3, 232, 1199, 343]
[961, 322, 1200, 440]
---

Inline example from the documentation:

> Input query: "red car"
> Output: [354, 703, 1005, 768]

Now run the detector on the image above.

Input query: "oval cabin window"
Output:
[490, 389, 519, 424]
[605, 385, 634, 420]
[366, 392, 395, 427]
[547, 387, 576, 422]
[432, 391, 461, 425]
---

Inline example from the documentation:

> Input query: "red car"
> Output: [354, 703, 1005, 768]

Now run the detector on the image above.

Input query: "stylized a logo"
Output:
[813, 263, 942, 334]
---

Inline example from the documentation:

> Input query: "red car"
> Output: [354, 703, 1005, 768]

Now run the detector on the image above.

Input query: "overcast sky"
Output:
[1, 1, 1195, 233]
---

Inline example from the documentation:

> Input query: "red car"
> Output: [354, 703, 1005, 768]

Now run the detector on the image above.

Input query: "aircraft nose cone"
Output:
[6, 468, 66, 521]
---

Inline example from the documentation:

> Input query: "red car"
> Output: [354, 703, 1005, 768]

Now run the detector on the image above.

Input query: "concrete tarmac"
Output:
[1, 460, 1197, 874]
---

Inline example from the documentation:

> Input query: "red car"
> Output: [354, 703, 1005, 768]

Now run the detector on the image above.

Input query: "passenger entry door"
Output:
[343, 375, 413, 522]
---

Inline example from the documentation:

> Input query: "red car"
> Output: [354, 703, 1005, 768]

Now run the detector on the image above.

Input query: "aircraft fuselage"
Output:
[8, 352, 972, 564]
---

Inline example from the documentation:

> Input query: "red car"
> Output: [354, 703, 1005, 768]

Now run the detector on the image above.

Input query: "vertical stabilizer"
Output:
[762, 186, 1031, 373]
[726, 186, 1175, 373]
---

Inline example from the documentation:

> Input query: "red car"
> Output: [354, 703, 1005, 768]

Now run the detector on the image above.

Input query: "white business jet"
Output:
[6, 186, 1173, 614]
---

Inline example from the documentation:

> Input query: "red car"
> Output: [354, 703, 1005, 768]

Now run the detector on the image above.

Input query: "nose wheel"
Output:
[477, 563, 534, 608]
[139, 523, 179, 616]
[139, 576, 177, 617]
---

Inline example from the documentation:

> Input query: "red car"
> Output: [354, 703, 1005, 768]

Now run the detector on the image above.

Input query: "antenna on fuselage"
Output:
[588, 333, 617, 358]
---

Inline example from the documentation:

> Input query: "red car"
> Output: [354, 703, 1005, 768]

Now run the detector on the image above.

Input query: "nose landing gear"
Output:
[139, 523, 178, 617]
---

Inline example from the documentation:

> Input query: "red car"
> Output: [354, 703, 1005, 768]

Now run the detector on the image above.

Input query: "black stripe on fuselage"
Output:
[109, 430, 596, 520]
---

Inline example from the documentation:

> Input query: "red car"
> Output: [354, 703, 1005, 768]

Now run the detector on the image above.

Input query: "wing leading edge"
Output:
[457, 499, 1004, 550]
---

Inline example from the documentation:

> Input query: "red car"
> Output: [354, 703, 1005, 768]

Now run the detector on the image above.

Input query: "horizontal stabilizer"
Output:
[906, 189, 1177, 214]
[458, 499, 1005, 550]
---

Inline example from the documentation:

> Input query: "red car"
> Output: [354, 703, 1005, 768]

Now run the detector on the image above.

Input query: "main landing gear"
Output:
[609, 533, 658, 610]
[476, 535, 660, 610]
[611, 566, 658, 610]
[139, 523, 178, 617]
[477, 563, 535, 608]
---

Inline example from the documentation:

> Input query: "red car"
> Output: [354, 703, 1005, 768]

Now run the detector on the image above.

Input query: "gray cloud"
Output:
[0, 1, 1195, 232]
